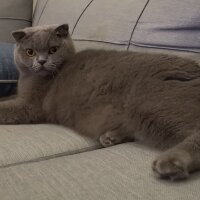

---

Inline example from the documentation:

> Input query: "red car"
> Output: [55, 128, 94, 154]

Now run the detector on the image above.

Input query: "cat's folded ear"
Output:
[12, 30, 26, 43]
[55, 24, 69, 38]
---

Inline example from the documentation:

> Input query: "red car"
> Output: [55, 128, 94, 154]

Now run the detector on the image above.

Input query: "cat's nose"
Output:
[38, 60, 46, 65]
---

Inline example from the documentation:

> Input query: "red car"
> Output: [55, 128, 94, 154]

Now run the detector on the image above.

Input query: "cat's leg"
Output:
[99, 129, 134, 147]
[152, 132, 200, 180]
[0, 98, 45, 124]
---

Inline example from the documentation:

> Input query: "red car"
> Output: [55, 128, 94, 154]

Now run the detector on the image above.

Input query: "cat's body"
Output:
[45, 49, 200, 148]
[2, 24, 200, 180]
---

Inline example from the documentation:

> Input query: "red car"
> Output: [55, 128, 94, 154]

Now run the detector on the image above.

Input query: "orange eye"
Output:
[26, 49, 36, 57]
[49, 46, 59, 54]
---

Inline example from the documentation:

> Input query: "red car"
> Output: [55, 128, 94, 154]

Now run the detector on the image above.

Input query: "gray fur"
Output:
[1, 24, 200, 180]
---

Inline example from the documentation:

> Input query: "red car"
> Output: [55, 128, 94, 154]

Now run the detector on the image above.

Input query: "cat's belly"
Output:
[61, 104, 124, 139]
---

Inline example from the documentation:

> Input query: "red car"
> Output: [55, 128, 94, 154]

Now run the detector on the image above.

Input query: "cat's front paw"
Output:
[99, 131, 122, 147]
[152, 151, 190, 181]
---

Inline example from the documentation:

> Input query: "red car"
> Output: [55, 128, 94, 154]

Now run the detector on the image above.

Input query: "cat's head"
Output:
[12, 24, 75, 76]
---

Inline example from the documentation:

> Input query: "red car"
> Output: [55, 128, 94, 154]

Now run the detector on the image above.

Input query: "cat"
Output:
[1, 23, 200, 181]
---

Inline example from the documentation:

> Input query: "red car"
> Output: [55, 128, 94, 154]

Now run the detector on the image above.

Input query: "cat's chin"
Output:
[34, 70, 55, 77]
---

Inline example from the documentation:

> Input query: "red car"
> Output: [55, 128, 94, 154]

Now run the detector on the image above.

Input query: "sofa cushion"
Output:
[1, 143, 200, 200]
[33, 0, 149, 51]
[0, 0, 33, 43]
[131, 0, 200, 53]
[0, 42, 18, 97]
[71, 0, 148, 47]
[33, 0, 92, 30]
[0, 124, 100, 167]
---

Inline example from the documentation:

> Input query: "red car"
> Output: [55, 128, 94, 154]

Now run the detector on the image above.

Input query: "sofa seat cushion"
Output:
[1, 143, 200, 200]
[0, 124, 100, 167]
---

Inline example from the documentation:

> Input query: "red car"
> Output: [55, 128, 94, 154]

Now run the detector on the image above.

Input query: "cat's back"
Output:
[69, 49, 199, 72]
[54, 49, 200, 97]
[62, 49, 200, 83]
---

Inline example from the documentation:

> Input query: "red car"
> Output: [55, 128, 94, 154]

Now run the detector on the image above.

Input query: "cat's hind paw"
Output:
[152, 152, 189, 181]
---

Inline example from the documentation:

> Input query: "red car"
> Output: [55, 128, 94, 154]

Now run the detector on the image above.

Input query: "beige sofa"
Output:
[0, 0, 200, 199]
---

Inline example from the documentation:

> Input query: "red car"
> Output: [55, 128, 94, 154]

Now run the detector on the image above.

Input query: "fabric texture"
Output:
[0, 42, 18, 97]
[0, 124, 100, 167]
[0, 0, 33, 43]
[0, 143, 200, 200]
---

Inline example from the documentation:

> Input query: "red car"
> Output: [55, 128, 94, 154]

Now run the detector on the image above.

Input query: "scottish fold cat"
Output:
[1, 24, 200, 180]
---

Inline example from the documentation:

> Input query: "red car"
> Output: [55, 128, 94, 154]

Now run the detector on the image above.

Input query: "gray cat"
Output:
[1, 24, 200, 181]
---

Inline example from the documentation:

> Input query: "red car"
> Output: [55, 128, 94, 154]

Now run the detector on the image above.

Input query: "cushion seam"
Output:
[0, 144, 102, 169]
[127, 0, 150, 51]
[36, 0, 49, 25]
[0, 17, 31, 23]
[73, 38, 128, 46]
[130, 42, 200, 54]
[71, 0, 95, 35]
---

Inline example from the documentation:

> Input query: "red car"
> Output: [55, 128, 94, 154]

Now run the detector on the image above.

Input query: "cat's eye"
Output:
[26, 49, 36, 57]
[49, 46, 59, 54]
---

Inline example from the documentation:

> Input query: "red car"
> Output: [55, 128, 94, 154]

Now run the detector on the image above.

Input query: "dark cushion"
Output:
[0, 42, 19, 97]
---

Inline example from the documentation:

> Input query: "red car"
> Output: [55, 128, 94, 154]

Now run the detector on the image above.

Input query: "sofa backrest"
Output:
[33, 0, 200, 58]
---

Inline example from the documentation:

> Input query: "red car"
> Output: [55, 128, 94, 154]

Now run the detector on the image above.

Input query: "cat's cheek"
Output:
[20, 55, 33, 68]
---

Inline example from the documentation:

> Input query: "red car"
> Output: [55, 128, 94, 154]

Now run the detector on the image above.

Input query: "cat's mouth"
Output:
[31, 64, 58, 76]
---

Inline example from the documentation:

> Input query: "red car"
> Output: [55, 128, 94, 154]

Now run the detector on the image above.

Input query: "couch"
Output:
[0, 0, 200, 199]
